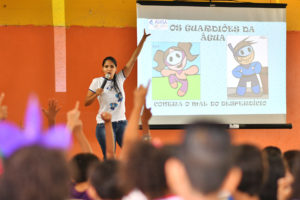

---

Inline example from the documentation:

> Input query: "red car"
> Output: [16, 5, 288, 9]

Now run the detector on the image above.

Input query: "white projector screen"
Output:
[136, 1, 287, 126]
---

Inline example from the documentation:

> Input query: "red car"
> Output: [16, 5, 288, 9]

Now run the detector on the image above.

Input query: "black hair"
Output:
[89, 159, 124, 199]
[291, 155, 300, 199]
[233, 144, 264, 196]
[259, 146, 285, 200]
[179, 121, 232, 195]
[283, 150, 300, 174]
[264, 146, 282, 155]
[102, 56, 122, 97]
[69, 153, 99, 183]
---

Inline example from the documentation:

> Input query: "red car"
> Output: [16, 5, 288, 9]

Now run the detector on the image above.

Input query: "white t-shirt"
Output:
[89, 71, 126, 124]
[122, 189, 148, 200]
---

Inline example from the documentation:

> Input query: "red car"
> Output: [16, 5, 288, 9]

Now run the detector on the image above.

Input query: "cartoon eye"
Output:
[238, 45, 253, 57]
[176, 53, 180, 58]
[169, 57, 173, 62]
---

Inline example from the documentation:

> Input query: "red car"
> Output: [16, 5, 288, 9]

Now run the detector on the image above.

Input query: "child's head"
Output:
[165, 121, 240, 200]
[233, 144, 264, 196]
[121, 141, 178, 199]
[70, 153, 99, 183]
[283, 150, 300, 174]
[180, 122, 232, 194]
[260, 146, 285, 200]
[0, 145, 70, 200]
[88, 159, 124, 200]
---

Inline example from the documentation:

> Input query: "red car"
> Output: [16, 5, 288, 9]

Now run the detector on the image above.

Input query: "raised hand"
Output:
[68, 101, 93, 153]
[0, 93, 7, 120]
[67, 101, 82, 132]
[134, 82, 150, 109]
[277, 172, 294, 200]
[121, 83, 150, 160]
[42, 99, 61, 127]
[141, 105, 152, 142]
[123, 29, 151, 77]
[141, 106, 152, 124]
[101, 111, 115, 159]
[142, 29, 151, 39]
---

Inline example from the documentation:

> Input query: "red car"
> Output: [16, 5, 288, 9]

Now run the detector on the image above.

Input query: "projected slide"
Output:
[152, 42, 200, 99]
[137, 3, 286, 124]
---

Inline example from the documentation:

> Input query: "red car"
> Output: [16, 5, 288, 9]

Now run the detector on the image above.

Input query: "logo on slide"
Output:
[227, 36, 268, 99]
[152, 42, 200, 100]
[148, 19, 168, 30]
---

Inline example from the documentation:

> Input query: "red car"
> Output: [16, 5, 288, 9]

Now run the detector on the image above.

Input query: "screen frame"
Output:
[137, 1, 289, 129]
[137, 1, 287, 9]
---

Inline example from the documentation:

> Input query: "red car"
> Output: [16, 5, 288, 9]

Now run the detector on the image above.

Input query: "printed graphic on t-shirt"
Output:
[106, 85, 114, 91]
[116, 92, 123, 102]
[110, 103, 118, 110]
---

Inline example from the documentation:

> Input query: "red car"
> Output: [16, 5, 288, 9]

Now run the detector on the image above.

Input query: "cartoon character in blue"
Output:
[228, 38, 262, 96]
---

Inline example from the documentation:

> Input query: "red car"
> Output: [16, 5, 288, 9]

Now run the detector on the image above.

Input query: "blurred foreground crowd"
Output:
[0, 88, 298, 200]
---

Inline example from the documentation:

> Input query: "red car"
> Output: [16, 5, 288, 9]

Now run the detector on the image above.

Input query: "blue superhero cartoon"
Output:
[228, 38, 262, 96]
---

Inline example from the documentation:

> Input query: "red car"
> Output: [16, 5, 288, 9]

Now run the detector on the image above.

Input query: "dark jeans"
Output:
[96, 120, 127, 159]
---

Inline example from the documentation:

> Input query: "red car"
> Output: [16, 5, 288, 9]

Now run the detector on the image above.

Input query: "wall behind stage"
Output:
[0, 0, 299, 158]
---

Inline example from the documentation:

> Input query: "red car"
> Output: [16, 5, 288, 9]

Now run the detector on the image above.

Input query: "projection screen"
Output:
[136, 1, 287, 126]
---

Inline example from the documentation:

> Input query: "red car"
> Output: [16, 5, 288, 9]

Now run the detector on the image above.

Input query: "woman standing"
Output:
[85, 30, 150, 158]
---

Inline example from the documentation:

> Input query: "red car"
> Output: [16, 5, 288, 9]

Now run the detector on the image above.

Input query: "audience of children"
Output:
[1, 89, 300, 200]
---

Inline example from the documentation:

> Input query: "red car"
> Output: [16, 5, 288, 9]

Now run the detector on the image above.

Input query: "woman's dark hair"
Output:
[0, 146, 70, 200]
[102, 56, 122, 96]
[89, 159, 124, 199]
[102, 56, 117, 67]
[259, 146, 285, 200]
[69, 153, 99, 183]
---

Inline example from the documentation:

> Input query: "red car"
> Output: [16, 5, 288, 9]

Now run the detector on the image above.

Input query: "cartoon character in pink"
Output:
[154, 42, 199, 96]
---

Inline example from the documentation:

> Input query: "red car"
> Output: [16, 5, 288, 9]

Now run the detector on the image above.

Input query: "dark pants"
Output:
[96, 120, 127, 159]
